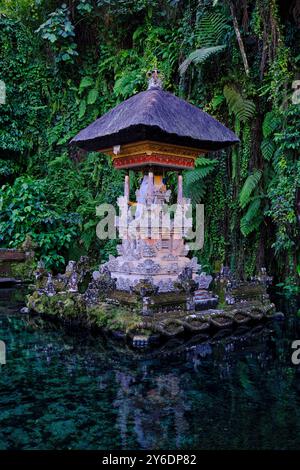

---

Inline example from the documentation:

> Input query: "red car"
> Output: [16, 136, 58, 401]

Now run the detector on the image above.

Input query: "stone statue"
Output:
[45, 273, 56, 296]
[84, 267, 116, 305]
[175, 268, 197, 294]
[68, 271, 78, 293]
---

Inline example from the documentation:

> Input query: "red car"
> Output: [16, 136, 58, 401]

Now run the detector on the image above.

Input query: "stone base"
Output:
[103, 253, 201, 293]
[108, 289, 188, 316]
[195, 297, 219, 311]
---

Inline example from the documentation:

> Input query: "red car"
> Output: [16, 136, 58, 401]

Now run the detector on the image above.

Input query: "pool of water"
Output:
[0, 287, 299, 450]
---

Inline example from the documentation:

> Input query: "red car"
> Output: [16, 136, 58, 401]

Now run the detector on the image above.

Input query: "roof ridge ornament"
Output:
[147, 69, 163, 90]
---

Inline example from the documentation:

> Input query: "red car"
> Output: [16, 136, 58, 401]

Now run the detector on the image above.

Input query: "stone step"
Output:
[0, 278, 19, 285]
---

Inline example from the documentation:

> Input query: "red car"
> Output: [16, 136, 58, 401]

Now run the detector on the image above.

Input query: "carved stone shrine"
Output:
[72, 70, 238, 302]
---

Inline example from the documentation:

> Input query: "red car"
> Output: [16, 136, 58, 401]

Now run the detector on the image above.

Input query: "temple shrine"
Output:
[71, 70, 238, 303]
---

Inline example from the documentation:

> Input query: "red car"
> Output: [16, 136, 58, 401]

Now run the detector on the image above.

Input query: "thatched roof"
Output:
[71, 86, 239, 152]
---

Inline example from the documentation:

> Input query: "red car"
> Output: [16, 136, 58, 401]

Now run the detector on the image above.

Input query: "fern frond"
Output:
[240, 214, 262, 236]
[211, 93, 225, 110]
[240, 198, 262, 236]
[239, 170, 262, 208]
[184, 166, 215, 185]
[179, 11, 229, 75]
[231, 148, 238, 180]
[261, 139, 275, 161]
[179, 45, 226, 75]
[185, 182, 207, 203]
[195, 157, 218, 167]
[262, 112, 280, 138]
[113, 70, 142, 99]
[224, 84, 256, 122]
[184, 159, 217, 202]
[244, 198, 261, 220]
[196, 12, 229, 47]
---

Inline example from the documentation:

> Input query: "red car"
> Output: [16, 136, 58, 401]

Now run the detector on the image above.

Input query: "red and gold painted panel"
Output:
[99, 140, 205, 170]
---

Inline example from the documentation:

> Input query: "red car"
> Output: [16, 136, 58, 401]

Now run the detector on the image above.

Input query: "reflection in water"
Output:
[0, 288, 299, 450]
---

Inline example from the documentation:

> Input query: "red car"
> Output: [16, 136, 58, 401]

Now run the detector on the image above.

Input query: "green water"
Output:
[0, 287, 299, 450]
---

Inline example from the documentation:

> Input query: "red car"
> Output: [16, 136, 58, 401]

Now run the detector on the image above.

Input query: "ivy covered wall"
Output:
[0, 0, 299, 292]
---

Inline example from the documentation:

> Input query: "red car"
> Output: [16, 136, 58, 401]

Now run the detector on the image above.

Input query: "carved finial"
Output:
[147, 68, 163, 89]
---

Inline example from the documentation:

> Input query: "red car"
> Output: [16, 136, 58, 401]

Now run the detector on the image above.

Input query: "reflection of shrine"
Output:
[109, 321, 285, 449]
[72, 70, 238, 296]
[9, 301, 296, 451]
[113, 369, 190, 449]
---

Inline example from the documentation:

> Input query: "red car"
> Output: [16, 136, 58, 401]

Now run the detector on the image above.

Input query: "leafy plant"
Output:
[224, 85, 256, 123]
[35, 4, 78, 63]
[179, 45, 226, 75]
[196, 11, 229, 47]
[179, 10, 228, 74]
[240, 198, 262, 236]
[0, 177, 80, 269]
[239, 170, 262, 208]
[184, 157, 218, 203]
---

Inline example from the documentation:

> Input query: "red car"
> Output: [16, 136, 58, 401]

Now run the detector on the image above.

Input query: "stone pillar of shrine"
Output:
[177, 173, 183, 204]
[124, 173, 130, 200]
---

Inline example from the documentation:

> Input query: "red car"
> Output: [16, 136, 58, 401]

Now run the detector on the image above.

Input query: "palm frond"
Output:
[239, 170, 262, 208]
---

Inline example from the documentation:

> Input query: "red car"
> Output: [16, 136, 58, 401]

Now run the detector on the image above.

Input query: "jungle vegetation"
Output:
[0, 0, 299, 292]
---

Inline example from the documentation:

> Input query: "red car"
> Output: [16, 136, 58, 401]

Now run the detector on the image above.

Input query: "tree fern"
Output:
[239, 170, 262, 208]
[179, 45, 225, 75]
[224, 85, 256, 122]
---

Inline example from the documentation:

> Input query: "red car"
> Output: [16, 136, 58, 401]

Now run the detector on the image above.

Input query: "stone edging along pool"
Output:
[25, 289, 283, 349]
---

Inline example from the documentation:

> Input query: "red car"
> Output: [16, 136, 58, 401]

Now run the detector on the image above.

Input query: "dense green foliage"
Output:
[0, 0, 299, 290]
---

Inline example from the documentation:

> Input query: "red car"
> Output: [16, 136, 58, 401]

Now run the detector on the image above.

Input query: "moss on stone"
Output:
[26, 291, 86, 319]
[10, 259, 36, 281]
[87, 304, 141, 333]
[27, 291, 142, 334]
[26, 284, 277, 344]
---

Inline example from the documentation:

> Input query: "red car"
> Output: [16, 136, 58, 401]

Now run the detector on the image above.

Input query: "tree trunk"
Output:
[229, 1, 250, 76]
